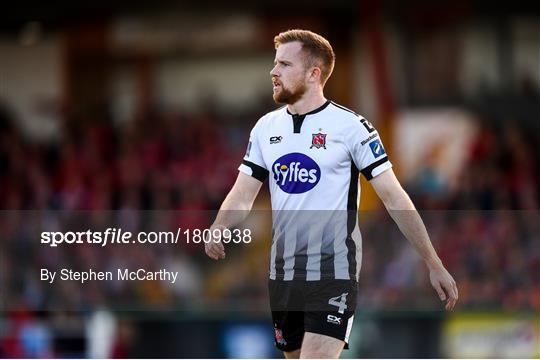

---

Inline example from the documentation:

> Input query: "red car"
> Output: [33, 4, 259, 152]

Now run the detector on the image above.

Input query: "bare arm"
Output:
[370, 169, 458, 310]
[205, 172, 263, 260]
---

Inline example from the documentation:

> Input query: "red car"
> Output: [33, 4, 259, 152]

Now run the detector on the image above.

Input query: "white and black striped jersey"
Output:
[239, 100, 392, 281]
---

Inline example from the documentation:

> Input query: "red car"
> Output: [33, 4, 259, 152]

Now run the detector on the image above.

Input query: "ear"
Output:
[307, 66, 322, 84]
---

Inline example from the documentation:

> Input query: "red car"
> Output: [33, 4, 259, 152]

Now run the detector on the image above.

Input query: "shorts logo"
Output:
[369, 139, 385, 158]
[245, 141, 252, 157]
[272, 153, 321, 194]
[310, 133, 327, 149]
[327, 315, 342, 325]
[270, 136, 283, 144]
[274, 327, 287, 346]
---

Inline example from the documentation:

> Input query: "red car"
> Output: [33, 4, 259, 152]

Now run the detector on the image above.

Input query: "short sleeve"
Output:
[238, 120, 269, 182]
[348, 116, 392, 180]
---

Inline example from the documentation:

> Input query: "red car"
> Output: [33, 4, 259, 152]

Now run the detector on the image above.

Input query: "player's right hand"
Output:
[204, 224, 226, 260]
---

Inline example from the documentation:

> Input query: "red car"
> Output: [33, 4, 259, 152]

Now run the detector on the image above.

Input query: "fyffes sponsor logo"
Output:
[272, 153, 321, 193]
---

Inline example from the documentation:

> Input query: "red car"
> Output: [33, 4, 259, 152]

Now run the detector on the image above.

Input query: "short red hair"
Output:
[274, 29, 335, 85]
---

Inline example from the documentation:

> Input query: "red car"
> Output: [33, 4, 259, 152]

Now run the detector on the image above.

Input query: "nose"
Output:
[270, 65, 279, 77]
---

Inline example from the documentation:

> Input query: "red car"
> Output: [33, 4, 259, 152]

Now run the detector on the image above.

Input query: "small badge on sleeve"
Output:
[369, 139, 385, 157]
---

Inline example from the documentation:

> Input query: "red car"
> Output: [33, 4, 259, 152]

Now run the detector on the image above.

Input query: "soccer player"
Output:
[205, 29, 458, 359]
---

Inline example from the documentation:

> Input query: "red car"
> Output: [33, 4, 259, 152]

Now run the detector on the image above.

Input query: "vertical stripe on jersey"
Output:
[274, 227, 285, 280]
[319, 218, 336, 279]
[346, 164, 359, 279]
[292, 224, 308, 280]
[269, 227, 277, 280]
[306, 217, 324, 281]
[334, 216, 350, 279]
[283, 223, 298, 280]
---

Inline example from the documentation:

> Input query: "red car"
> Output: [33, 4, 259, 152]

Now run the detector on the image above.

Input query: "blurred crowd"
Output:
[387, 114, 540, 311]
[0, 105, 249, 211]
[408, 116, 540, 211]
[1, 102, 540, 357]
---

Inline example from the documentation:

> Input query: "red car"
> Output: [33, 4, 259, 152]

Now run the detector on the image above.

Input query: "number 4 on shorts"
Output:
[328, 293, 348, 314]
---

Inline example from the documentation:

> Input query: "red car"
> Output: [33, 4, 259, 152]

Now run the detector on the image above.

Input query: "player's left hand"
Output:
[428, 264, 458, 311]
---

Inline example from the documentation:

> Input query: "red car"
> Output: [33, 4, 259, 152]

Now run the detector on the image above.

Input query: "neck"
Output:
[287, 88, 327, 115]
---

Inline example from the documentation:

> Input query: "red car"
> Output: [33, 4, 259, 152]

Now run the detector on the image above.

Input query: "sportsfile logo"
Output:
[272, 153, 321, 194]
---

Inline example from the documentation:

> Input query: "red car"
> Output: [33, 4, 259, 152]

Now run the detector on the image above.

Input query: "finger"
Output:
[206, 244, 221, 260]
[447, 281, 458, 302]
[206, 250, 218, 260]
[433, 283, 446, 301]
[205, 246, 218, 260]
[209, 246, 223, 257]
[211, 241, 225, 258]
[208, 243, 225, 259]
[444, 282, 457, 303]
[446, 286, 458, 311]
[446, 296, 457, 311]
[449, 283, 459, 310]
[215, 241, 225, 253]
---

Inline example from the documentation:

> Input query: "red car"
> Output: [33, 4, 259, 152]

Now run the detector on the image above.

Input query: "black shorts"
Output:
[268, 279, 358, 352]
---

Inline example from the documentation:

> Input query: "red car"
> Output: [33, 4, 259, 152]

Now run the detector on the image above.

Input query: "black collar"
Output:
[287, 100, 331, 134]
[286, 100, 331, 116]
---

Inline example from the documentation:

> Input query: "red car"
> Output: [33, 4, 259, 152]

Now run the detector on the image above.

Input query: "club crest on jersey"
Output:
[272, 153, 321, 194]
[310, 133, 327, 149]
